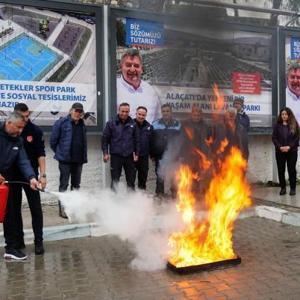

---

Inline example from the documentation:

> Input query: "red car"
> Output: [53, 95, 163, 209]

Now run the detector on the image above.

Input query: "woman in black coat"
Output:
[272, 107, 299, 195]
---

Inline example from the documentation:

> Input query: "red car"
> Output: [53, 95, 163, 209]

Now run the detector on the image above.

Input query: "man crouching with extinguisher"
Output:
[0, 111, 40, 260]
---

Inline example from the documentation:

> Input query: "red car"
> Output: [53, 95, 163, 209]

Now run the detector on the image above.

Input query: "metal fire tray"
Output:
[167, 256, 241, 274]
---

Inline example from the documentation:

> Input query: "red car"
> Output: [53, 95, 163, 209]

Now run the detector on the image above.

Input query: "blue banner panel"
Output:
[125, 18, 164, 47]
[291, 37, 300, 59]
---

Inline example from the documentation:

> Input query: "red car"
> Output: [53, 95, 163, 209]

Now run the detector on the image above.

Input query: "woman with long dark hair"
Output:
[272, 107, 299, 195]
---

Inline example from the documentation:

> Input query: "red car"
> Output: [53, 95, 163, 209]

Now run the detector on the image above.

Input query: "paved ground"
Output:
[252, 185, 300, 209]
[1, 217, 300, 300]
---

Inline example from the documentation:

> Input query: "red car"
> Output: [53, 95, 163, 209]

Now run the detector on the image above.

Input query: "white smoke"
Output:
[57, 185, 184, 271]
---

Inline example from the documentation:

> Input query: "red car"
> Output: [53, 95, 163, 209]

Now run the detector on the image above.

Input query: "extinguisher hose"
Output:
[4, 180, 30, 185]
[4, 181, 47, 193]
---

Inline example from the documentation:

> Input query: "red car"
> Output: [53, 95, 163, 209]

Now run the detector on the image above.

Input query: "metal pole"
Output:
[103, 4, 109, 125]
[101, 4, 110, 189]
[272, 26, 281, 184]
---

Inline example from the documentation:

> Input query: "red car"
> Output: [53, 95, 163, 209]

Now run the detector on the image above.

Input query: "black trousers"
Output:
[3, 183, 19, 250]
[59, 162, 83, 192]
[110, 154, 136, 190]
[154, 158, 164, 195]
[14, 182, 43, 245]
[275, 151, 298, 189]
[154, 158, 177, 197]
[3, 182, 42, 250]
[135, 155, 149, 190]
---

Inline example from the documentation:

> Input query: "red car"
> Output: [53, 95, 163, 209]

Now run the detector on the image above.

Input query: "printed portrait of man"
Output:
[117, 49, 161, 124]
[286, 60, 300, 123]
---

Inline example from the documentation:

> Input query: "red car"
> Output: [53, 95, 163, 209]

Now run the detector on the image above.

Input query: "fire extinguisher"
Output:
[0, 184, 9, 223]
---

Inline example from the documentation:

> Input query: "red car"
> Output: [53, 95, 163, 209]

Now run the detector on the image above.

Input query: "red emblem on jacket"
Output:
[27, 135, 33, 143]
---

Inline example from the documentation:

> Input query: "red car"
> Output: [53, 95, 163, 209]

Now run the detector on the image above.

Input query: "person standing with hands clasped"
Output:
[102, 103, 139, 191]
[272, 107, 299, 196]
[134, 106, 152, 190]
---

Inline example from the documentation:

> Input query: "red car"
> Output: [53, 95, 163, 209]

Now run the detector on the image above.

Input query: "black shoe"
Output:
[59, 210, 68, 219]
[58, 201, 68, 219]
[290, 189, 296, 196]
[279, 188, 286, 195]
[35, 243, 44, 255]
[4, 249, 27, 260]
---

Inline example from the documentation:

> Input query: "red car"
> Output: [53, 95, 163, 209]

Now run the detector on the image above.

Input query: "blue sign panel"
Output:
[126, 18, 164, 47]
[291, 37, 300, 59]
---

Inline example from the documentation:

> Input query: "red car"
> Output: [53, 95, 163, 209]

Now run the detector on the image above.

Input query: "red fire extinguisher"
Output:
[0, 184, 9, 223]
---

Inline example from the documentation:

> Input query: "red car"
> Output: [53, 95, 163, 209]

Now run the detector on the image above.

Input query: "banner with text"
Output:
[125, 18, 164, 47]
[232, 72, 261, 94]
[291, 37, 300, 60]
[286, 36, 300, 124]
[116, 17, 273, 127]
[0, 81, 95, 110]
[0, 4, 97, 126]
[154, 86, 272, 127]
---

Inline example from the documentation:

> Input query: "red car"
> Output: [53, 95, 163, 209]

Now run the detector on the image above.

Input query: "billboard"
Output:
[290, 37, 300, 60]
[125, 18, 164, 47]
[0, 4, 97, 126]
[116, 17, 273, 127]
[286, 36, 300, 124]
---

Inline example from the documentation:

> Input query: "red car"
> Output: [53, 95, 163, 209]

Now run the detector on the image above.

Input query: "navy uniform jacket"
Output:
[236, 112, 250, 160]
[0, 123, 35, 181]
[102, 115, 140, 157]
[181, 119, 209, 154]
[236, 112, 250, 132]
[134, 119, 152, 157]
[150, 118, 181, 159]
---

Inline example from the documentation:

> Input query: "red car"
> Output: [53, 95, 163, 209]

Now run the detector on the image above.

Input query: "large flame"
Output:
[193, 148, 211, 171]
[168, 146, 251, 268]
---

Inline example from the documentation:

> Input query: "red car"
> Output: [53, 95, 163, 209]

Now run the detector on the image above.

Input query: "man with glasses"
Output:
[50, 103, 87, 218]
[12, 103, 46, 255]
[117, 49, 161, 124]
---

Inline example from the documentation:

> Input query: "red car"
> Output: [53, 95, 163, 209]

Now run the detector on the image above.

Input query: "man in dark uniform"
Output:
[151, 104, 181, 197]
[0, 111, 39, 260]
[233, 97, 250, 160]
[181, 106, 209, 156]
[134, 106, 152, 190]
[102, 103, 139, 191]
[13, 103, 46, 255]
[181, 106, 209, 196]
